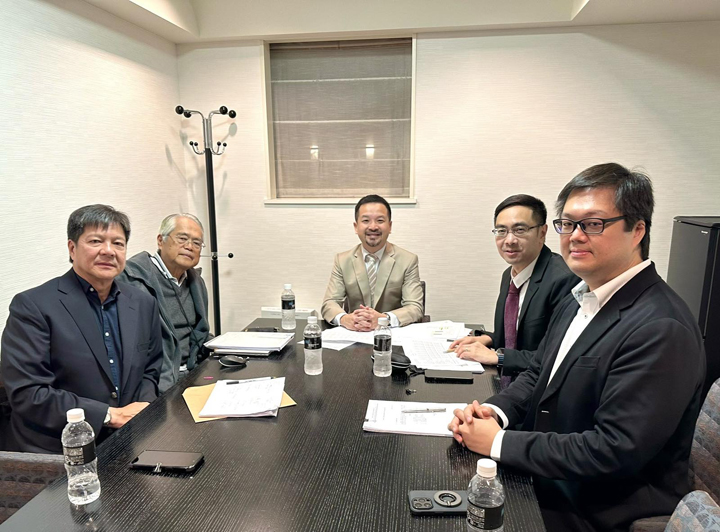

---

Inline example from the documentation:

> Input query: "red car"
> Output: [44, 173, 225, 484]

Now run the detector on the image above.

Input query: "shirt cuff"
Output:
[490, 429, 505, 461]
[386, 312, 400, 328]
[333, 312, 347, 326]
[482, 403, 509, 429]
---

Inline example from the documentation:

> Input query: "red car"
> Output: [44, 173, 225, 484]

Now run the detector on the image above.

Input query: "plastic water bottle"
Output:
[373, 316, 392, 377]
[303, 316, 323, 375]
[467, 458, 505, 531]
[62, 408, 101, 505]
[281, 283, 296, 330]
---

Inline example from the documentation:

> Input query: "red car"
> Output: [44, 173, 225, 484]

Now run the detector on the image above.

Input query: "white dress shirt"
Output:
[488, 259, 652, 460]
[332, 245, 400, 327]
[150, 251, 187, 286]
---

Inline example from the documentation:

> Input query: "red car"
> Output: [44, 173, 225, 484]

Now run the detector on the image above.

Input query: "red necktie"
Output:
[501, 281, 521, 388]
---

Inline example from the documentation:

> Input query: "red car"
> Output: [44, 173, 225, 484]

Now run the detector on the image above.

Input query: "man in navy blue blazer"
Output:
[449, 164, 705, 531]
[1, 205, 163, 453]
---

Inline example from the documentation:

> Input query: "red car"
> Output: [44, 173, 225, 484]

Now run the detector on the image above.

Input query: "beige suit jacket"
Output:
[321, 242, 424, 326]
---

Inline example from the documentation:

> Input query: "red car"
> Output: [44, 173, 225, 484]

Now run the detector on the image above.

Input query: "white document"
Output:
[296, 339, 354, 351]
[321, 328, 374, 345]
[362, 400, 467, 437]
[199, 377, 286, 418]
[205, 332, 294, 352]
[402, 339, 485, 373]
[392, 320, 471, 345]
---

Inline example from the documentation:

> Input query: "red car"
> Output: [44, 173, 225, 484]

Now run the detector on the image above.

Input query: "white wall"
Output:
[2, 7, 719, 341]
[0, 0, 186, 345]
[178, 21, 720, 332]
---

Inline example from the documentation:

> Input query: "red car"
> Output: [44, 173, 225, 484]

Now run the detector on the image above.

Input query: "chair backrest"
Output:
[0, 380, 12, 451]
[690, 378, 720, 504]
[665, 490, 720, 532]
[0, 451, 65, 524]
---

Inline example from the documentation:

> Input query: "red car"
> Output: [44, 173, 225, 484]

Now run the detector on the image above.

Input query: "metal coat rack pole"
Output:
[175, 104, 236, 336]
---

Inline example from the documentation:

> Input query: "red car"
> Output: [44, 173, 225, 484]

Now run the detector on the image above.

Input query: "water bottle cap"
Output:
[284, 283, 292, 289]
[477, 458, 497, 477]
[307, 316, 317, 324]
[378, 317, 389, 326]
[67, 408, 85, 423]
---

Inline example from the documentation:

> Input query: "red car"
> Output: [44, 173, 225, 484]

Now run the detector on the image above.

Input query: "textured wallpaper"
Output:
[0, 0, 187, 346]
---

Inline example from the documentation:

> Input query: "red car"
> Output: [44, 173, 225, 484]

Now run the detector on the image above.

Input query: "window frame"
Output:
[261, 36, 418, 205]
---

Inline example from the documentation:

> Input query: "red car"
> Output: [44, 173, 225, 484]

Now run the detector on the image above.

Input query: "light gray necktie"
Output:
[365, 253, 378, 306]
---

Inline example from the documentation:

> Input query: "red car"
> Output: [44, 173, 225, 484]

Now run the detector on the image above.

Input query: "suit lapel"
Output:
[118, 289, 139, 394]
[540, 263, 662, 403]
[351, 245, 371, 305]
[518, 246, 551, 325]
[57, 270, 114, 386]
[373, 243, 395, 307]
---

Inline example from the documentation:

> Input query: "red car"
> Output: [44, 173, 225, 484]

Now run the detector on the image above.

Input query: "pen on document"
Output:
[401, 408, 446, 414]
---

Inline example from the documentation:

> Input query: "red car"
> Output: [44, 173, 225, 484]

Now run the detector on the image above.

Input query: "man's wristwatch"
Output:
[495, 348, 505, 367]
[103, 408, 112, 426]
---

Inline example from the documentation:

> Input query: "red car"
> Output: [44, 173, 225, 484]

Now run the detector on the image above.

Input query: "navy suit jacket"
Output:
[487, 245, 579, 376]
[485, 264, 705, 531]
[1, 269, 163, 453]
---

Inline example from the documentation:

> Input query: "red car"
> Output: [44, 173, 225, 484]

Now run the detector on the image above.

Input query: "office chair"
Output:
[0, 451, 65, 524]
[665, 490, 720, 532]
[630, 378, 720, 531]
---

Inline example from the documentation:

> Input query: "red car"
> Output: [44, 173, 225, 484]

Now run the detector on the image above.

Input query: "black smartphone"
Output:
[408, 490, 468, 515]
[130, 450, 204, 473]
[424, 370, 474, 384]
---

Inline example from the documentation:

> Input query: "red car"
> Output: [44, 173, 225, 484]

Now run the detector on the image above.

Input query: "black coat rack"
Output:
[175, 104, 236, 336]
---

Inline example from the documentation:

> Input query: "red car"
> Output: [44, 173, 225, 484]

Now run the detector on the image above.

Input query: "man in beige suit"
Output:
[322, 195, 424, 331]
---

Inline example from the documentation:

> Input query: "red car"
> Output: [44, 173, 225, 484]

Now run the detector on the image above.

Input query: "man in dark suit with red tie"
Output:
[450, 195, 578, 383]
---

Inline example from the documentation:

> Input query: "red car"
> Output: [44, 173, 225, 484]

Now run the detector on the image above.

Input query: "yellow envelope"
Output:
[182, 382, 296, 423]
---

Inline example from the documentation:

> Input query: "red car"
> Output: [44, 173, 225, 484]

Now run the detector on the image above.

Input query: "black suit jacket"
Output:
[486, 264, 705, 531]
[0, 269, 163, 453]
[487, 245, 579, 376]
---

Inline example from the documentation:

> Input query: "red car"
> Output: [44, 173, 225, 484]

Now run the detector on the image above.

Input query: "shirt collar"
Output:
[74, 271, 120, 300]
[361, 245, 386, 262]
[511, 254, 539, 289]
[152, 251, 188, 285]
[571, 259, 652, 307]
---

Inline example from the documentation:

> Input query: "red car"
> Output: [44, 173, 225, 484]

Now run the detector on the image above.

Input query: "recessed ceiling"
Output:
[82, 0, 720, 43]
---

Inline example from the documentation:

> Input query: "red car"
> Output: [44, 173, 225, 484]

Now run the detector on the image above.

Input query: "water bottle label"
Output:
[64, 441, 96, 466]
[304, 337, 321, 350]
[282, 299, 295, 310]
[468, 501, 504, 530]
[374, 336, 391, 352]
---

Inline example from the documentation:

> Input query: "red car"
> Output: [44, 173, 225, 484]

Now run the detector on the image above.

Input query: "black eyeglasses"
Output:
[553, 216, 626, 235]
[491, 224, 541, 238]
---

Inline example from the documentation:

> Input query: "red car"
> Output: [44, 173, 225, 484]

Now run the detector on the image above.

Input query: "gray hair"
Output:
[158, 213, 204, 240]
[67, 205, 131, 263]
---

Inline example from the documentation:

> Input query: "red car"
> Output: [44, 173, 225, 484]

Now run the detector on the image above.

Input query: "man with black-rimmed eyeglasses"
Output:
[449, 163, 705, 532]
[119, 214, 211, 392]
[449, 194, 578, 383]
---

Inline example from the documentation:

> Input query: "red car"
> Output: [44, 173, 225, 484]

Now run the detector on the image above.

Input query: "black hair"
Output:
[355, 194, 392, 221]
[555, 163, 654, 260]
[494, 194, 547, 226]
[67, 204, 131, 263]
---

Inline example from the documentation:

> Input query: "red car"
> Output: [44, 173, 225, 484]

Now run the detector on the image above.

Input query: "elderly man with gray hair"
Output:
[119, 213, 210, 392]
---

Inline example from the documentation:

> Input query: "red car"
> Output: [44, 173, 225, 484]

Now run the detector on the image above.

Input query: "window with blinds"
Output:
[268, 39, 413, 199]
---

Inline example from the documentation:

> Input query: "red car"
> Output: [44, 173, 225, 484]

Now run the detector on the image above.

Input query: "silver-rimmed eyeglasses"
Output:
[171, 233, 205, 250]
[553, 216, 626, 235]
[492, 224, 541, 238]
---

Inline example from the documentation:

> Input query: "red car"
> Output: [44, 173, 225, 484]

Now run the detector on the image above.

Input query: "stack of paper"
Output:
[205, 332, 294, 356]
[402, 339, 485, 373]
[320, 320, 472, 350]
[362, 400, 467, 436]
[199, 377, 286, 418]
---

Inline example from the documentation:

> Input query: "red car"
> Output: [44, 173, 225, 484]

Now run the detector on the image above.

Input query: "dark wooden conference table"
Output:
[1, 318, 545, 532]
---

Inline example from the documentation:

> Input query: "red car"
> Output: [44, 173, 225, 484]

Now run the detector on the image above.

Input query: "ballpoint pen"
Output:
[401, 408, 446, 414]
